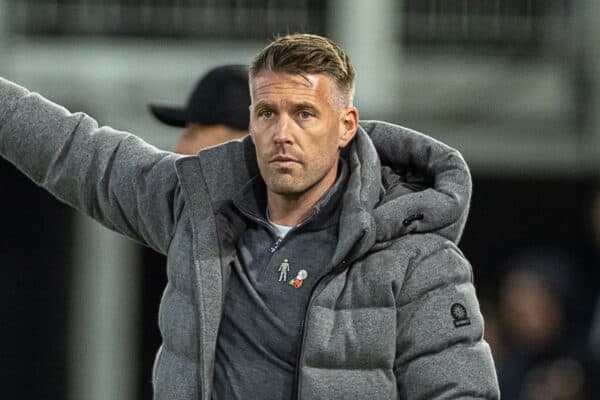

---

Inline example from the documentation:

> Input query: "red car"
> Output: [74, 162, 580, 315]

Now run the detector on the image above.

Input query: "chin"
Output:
[267, 177, 307, 196]
[269, 184, 305, 196]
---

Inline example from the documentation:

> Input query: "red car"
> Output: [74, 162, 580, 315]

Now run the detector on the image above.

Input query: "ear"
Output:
[338, 106, 359, 149]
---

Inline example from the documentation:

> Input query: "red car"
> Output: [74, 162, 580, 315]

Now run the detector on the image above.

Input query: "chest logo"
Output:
[289, 269, 308, 288]
[278, 259, 290, 282]
[451, 303, 471, 327]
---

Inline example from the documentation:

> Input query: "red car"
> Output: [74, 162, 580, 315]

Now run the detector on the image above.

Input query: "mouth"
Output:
[270, 155, 299, 165]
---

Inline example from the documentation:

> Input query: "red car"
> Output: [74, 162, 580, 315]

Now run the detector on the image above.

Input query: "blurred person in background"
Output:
[0, 34, 499, 399]
[519, 357, 587, 400]
[496, 249, 591, 399]
[479, 299, 504, 369]
[587, 186, 600, 390]
[149, 64, 250, 154]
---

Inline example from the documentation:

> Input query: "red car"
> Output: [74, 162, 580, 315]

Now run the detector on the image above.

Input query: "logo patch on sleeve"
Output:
[451, 303, 471, 327]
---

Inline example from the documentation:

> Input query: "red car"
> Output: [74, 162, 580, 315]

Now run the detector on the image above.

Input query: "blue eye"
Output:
[299, 110, 313, 119]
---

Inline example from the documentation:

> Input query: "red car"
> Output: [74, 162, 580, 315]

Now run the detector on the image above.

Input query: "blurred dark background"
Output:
[1, 1, 599, 399]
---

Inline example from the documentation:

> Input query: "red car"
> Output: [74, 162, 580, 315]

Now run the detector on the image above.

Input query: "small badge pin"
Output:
[278, 259, 290, 282]
[289, 269, 308, 288]
[451, 303, 471, 327]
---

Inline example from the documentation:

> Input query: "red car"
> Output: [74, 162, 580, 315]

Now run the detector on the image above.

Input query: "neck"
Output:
[267, 160, 339, 227]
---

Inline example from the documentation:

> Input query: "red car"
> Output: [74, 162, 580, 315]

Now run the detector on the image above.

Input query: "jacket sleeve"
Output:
[394, 243, 500, 399]
[0, 77, 182, 254]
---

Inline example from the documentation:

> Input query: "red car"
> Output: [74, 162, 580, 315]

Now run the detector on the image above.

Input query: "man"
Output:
[588, 188, 600, 363]
[149, 64, 250, 154]
[0, 34, 499, 399]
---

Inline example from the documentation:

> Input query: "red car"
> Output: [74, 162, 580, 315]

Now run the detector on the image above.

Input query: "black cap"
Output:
[149, 64, 250, 130]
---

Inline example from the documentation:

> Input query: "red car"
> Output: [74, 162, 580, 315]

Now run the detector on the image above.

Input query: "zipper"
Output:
[270, 236, 284, 253]
[242, 213, 284, 250]
[193, 256, 207, 400]
[293, 259, 349, 400]
[243, 208, 315, 256]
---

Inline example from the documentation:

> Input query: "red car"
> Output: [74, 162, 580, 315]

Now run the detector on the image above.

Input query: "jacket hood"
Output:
[326, 120, 472, 266]
[359, 120, 472, 245]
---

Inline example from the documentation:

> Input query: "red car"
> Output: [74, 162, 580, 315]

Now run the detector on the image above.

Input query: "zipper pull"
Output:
[270, 237, 283, 253]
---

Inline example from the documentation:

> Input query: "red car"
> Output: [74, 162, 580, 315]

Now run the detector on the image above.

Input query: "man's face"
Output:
[249, 71, 357, 198]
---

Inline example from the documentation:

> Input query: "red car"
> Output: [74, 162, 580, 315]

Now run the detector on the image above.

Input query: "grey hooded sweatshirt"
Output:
[0, 77, 500, 399]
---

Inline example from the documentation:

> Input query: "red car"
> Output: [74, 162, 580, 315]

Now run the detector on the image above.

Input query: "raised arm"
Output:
[0, 77, 183, 254]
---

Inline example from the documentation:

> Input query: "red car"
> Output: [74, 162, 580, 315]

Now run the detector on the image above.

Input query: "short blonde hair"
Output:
[250, 33, 355, 106]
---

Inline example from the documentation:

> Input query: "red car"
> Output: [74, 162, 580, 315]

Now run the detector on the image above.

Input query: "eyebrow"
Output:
[254, 100, 319, 112]
[254, 101, 275, 111]
[291, 101, 318, 111]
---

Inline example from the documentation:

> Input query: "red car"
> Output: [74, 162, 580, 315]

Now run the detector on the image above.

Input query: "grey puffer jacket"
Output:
[0, 78, 500, 399]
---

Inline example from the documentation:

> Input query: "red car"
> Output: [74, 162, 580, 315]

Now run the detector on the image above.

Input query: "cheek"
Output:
[322, 126, 343, 154]
[250, 129, 268, 150]
[306, 134, 340, 170]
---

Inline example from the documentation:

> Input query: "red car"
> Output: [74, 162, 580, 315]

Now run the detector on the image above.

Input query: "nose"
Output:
[273, 114, 294, 145]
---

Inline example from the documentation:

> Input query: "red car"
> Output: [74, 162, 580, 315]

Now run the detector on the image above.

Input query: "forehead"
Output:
[250, 71, 334, 104]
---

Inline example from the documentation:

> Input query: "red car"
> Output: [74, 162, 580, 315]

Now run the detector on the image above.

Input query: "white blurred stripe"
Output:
[580, 0, 600, 167]
[68, 214, 140, 400]
[328, 0, 403, 115]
